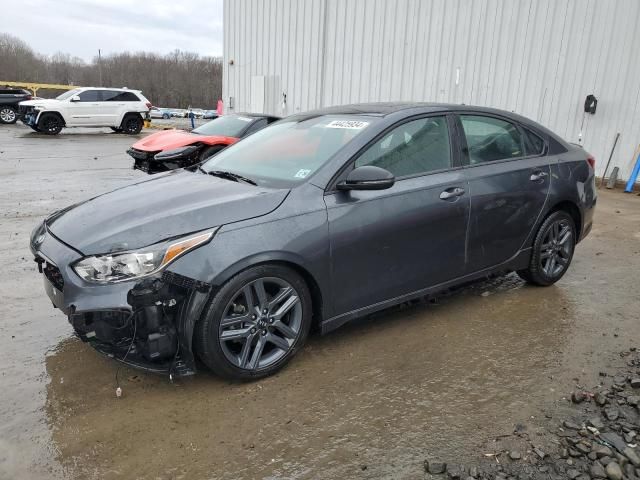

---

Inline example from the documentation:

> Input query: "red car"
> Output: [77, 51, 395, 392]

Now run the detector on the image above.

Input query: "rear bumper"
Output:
[31, 226, 212, 376]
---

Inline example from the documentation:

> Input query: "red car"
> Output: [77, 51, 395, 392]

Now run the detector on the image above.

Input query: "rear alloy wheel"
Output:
[38, 113, 63, 135]
[162, 113, 170, 119]
[0, 106, 17, 124]
[121, 115, 143, 135]
[517, 211, 576, 286]
[196, 265, 312, 380]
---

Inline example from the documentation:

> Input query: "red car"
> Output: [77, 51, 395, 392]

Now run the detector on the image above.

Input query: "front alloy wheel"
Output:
[196, 265, 312, 380]
[219, 278, 302, 370]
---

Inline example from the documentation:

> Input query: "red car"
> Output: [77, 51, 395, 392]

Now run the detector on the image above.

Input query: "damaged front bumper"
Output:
[32, 229, 212, 376]
[128, 145, 201, 174]
[19, 105, 40, 126]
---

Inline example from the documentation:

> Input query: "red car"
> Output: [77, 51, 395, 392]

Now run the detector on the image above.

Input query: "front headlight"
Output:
[72, 230, 214, 284]
[154, 145, 199, 161]
[31, 221, 47, 250]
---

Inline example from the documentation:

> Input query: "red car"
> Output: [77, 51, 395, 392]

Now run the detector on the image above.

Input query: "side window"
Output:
[460, 115, 523, 164]
[355, 116, 451, 177]
[78, 90, 101, 102]
[100, 90, 139, 101]
[242, 118, 268, 137]
[522, 128, 545, 156]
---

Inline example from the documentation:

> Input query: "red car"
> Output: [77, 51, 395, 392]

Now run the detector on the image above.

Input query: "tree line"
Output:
[0, 33, 223, 108]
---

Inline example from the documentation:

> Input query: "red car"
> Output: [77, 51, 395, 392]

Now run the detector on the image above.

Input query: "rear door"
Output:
[325, 115, 470, 315]
[101, 90, 139, 125]
[457, 113, 550, 273]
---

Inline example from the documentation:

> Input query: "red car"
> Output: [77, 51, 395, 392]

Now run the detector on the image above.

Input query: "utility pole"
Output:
[98, 49, 102, 86]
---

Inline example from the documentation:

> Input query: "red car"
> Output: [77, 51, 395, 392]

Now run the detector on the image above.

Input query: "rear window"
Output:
[460, 115, 524, 164]
[0, 89, 28, 95]
[103, 90, 140, 102]
[193, 115, 258, 137]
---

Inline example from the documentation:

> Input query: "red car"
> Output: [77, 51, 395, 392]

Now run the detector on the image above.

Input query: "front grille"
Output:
[162, 271, 210, 292]
[44, 262, 64, 291]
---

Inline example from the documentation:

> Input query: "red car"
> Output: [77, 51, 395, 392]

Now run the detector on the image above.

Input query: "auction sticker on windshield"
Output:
[294, 169, 311, 178]
[326, 120, 369, 129]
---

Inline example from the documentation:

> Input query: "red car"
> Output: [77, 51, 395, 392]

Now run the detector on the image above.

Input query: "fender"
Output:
[116, 111, 143, 126]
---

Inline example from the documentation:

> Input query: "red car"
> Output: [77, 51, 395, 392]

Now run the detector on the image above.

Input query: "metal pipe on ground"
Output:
[599, 133, 620, 188]
[624, 148, 640, 193]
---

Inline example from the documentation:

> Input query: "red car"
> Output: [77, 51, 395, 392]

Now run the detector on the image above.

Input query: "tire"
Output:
[199, 145, 225, 162]
[517, 210, 576, 286]
[37, 113, 63, 135]
[29, 125, 41, 133]
[162, 113, 170, 119]
[0, 106, 18, 124]
[195, 264, 312, 380]
[110, 127, 123, 133]
[121, 114, 143, 135]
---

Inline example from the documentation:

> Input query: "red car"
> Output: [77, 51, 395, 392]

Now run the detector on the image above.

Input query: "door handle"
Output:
[530, 171, 548, 181]
[440, 187, 465, 200]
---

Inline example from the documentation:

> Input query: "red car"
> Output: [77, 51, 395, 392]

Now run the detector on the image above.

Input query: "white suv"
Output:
[19, 87, 151, 135]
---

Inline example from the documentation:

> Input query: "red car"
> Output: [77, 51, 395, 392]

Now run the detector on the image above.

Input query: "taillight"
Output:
[145, 102, 152, 109]
[587, 154, 595, 169]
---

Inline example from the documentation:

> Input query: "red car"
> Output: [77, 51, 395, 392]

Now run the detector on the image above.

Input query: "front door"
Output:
[325, 115, 470, 316]
[68, 89, 103, 125]
[457, 114, 551, 273]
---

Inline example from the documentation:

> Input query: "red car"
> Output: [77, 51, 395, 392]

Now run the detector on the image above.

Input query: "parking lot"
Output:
[0, 122, 639, 479]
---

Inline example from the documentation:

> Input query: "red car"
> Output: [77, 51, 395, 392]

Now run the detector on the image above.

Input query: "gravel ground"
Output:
[0, 122, 639, 480]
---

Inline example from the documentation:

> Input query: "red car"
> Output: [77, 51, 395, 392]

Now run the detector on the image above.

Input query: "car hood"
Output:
[131, 130, 235, 152]
[20, 99, 63, 108]
[46, 170, 289, 255]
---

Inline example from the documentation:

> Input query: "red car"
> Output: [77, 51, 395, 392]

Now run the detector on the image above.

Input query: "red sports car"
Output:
[127, 113, 280, 174]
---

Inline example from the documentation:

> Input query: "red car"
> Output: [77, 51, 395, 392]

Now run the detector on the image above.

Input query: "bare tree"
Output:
[0, 33, 223, 108]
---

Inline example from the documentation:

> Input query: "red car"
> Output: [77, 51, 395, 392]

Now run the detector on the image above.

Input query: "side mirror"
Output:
[70, 95, 81, 102]
[337, 165, 395, 191]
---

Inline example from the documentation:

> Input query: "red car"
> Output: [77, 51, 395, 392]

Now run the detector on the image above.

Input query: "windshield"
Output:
[202, 115, 377, 187]
[56, 89, 81, 101]
[193, 115, 257, 137]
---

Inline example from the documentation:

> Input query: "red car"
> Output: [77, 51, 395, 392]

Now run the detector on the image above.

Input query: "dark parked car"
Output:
[30, 103, 596, 380]
[0, 87, 32, 124]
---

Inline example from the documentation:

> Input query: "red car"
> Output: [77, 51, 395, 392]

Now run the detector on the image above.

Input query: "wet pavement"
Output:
[0, 122, 638, 479]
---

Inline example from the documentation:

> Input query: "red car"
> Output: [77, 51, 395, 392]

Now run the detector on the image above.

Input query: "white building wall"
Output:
[224, 0, 640, 180]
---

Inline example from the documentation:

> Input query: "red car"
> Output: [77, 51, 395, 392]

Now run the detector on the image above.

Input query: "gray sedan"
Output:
[30, 103, 596, 380]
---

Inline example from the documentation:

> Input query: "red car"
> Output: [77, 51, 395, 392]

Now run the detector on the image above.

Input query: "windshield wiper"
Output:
[206, 170, 257, 186]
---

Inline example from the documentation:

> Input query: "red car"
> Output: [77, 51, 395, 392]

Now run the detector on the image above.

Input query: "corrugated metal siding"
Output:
[224, 0, 640, 179]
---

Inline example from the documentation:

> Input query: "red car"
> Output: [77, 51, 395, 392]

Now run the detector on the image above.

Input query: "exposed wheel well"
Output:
[122, 112, 143, 121]
[38, 111, 65, 126]
[548, 201, 582, 240]
[266, 260, 324, 330]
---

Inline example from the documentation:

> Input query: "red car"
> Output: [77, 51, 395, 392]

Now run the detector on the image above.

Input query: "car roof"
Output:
[77, 86, 142, 92]
[293, 102, 530, 117]
[234, 112, 281, 121]
[288, 102, 566, 145]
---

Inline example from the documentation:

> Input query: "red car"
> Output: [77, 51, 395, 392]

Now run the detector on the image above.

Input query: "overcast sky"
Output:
[4, 0, 224, 61]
